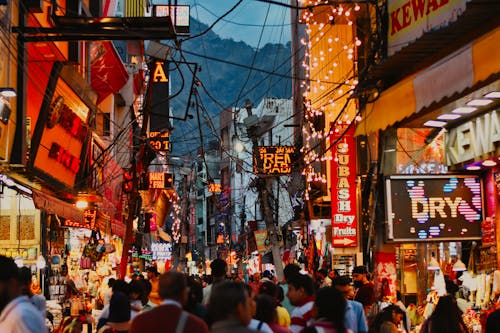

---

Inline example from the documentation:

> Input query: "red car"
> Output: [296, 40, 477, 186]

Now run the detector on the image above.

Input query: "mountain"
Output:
[168, 17, 293, 155]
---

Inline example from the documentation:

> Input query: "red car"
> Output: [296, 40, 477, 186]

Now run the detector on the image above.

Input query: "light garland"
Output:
[169, 199, 182, 243]
[300, 1, 363, 201]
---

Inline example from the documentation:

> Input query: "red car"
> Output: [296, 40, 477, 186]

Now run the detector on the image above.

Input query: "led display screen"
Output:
[385, 175, 483, 242]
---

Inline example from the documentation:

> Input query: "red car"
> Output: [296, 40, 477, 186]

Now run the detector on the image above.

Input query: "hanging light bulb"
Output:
[452, 256, 467, 272]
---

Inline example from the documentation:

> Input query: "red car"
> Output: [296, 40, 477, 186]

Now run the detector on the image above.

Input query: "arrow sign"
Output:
[333, 238, 355, 246]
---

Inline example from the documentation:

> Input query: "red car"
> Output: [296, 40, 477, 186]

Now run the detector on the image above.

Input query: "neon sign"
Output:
[253, 146, 295, 175]
[385, 175, 483, 242]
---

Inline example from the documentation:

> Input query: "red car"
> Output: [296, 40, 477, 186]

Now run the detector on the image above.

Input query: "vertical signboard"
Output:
[330, 125, 357, 247]
[150, 60, 170, 132]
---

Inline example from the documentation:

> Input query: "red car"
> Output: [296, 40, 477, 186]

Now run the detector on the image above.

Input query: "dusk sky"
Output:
[182, 0, 292, 47]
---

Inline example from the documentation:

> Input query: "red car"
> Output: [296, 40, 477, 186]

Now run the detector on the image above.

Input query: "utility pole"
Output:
[245, 101, 284, 282]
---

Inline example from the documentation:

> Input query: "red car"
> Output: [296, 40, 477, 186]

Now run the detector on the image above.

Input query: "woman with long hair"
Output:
[419, 295, 467, 333]
[303, 287, 348, 333]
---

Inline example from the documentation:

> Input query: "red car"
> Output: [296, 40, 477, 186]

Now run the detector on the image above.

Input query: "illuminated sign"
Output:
[253, 146, 295, 175]
[446, 110, 500, 165]
[150, 61, 170, 132]
[153, 5, 190, 35]
[63, 209, 96, 229]
[388, 0, 466, 55]
[148, 131, 170, 151]
[148, 172, 173, 189]
[208, 183, 222, 193]
[331, 125, 357, 247]
[385, 175, 483, 242]
[30, 63, 94, 190]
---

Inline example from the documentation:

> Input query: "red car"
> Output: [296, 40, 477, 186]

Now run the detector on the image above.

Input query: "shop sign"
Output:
[388, 0, 467, 55]
[153, 5, 190, 34]
[446, 110, 500, 165]
[330, 125, 357, 247]
[148, 131, 170, 152]
[151, 242, 172, 261]
[150, 61, 170, 132]
[62, 209, 96, 229]
[254, 230, 268, 253]
[147, 172, 173, 189]
[30, 64, 92, 190]
[253, 146, 295, 175]
[385, 174, 483, 242]
[208, 183, 222, 193]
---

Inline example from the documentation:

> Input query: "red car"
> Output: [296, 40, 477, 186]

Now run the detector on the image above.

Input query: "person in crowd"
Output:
[418, 294, 467, 333]
[394, 291, 411, 332]
[186, 275, 207, 320]
[146, 266, 161, 305]
[205, 280, 256, 333]
[370, 304, 405, 333]
[352, 266, 375, 315]
[0, 256, 47, 333]
[255, 294, 291, 333]
[128, 279, 143, 319]
[137, 279, 156, 312]
[103, 278, 116, 306]
[97, 279, 131, 330]
[18, 266, 47, 315]
[248, 272, 262, 296]
[287, 272, 315, 333]
[259, 280, 291, 328]
[282, 263, 301, 316]
[203, 258, 228, 305]
[303, 286, 348, 333]
[314, 269, 330, 290]
[130, 271, 208, 333]
[98, 291, 131, 333]
[246, 284, 273, 332]
[332, 275, 368, 333]
[485, 303, 500, 333]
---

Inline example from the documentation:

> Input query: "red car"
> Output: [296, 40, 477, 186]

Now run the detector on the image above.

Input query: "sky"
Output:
[178, 0, 292, 47]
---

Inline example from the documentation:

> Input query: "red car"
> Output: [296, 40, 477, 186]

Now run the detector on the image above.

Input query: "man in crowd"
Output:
[333, 275, 368, 333]
[202, 258, 228, 305]
[146, 266, 161, 305]
[286, 272, 315, 333]
[0, 256, 47, 332]
[206, 280, 255, 333]
[130, 271, 208, 332]
[352, 266, 375, 315]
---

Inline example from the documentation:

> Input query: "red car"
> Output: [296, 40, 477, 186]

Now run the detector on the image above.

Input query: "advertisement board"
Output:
[385, 174, 483, 242]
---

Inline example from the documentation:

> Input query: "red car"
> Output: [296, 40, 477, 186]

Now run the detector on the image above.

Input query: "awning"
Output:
[32, 189, 83, 223]
[90, 41, 129, 104]
[355, 26, 500, 136]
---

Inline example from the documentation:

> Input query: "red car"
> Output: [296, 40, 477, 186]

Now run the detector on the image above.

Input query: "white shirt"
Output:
[248, 318, 273, 333]
[0, 296, 48, 333]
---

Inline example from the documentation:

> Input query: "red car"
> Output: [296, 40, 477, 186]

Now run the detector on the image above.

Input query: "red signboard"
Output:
[330, 125, 357, 247]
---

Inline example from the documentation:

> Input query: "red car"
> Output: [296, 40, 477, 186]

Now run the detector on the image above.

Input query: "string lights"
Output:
[299, 0, 363, 201]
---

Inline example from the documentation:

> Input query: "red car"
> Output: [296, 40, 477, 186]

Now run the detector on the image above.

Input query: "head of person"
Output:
[333, 275, 355, 300]
[187, 275, 204, 307]
[137, 279, 152, 305]
[107, 277, 116, 289]
[159, 271, 188, 305]
[286, 272, 315, 306]
[18, 266, 33, 296]
[313, 287, 346, 330]
[112, 279, 131, 295]
[315, 269, 328, 281]
[259, 281, 278, 300]
[146, 266, 159, 280]
[378, 305, 405, 327]
[210, 259, 228, 280]
[107, 291, 131, 331]
[430, 294, 464, 328]
[352, 266, 369, 288]
[129, 279, 143, 301]
[254, 294, 277, 324]
[0, 256, 20, 312]
[206, 281, 253, 327]
[283, 263, 301, 283]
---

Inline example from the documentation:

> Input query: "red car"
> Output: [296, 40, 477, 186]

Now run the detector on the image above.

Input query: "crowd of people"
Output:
[1, 254, 500, 333]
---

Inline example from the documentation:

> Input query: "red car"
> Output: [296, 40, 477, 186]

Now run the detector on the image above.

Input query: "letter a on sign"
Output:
[153, 62, 168, 82]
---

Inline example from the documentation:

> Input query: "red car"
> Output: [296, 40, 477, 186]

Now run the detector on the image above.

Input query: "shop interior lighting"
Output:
[466, 165, 481, 171]
[482, 160, 497, 167]
[427, 255, 441, 270]
[484, 91, 500, 99]
[0, 88, 16, 98]
[437, 114, 461, 120]
[423, 120, 446, 127]
[452, 257, 467, 272]
[452, 106, 477, 114]
[467, 99, 493, 107]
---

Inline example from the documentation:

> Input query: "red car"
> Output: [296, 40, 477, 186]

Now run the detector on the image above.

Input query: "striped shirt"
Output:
[290, 296, 314, 333]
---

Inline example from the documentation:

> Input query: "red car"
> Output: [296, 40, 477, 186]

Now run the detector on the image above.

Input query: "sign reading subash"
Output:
[385, 175, 483, 242]
[253, 146, 295, 175]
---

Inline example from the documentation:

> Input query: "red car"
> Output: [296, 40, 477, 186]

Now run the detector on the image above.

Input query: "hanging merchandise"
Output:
[82, 230, 104, 262]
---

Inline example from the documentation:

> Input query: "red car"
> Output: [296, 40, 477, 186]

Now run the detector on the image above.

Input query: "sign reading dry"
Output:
[253, 146, 295, 175]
